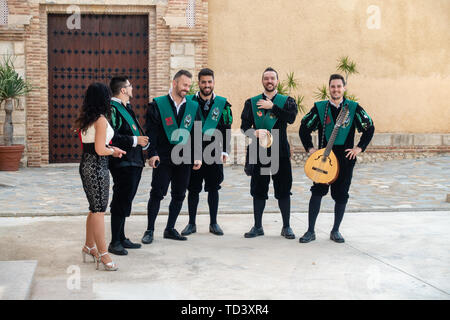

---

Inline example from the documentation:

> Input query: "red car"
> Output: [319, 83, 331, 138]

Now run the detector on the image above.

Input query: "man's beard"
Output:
[264, 84, 276, 92]
[176, 88, 188, 98]
[330, 92, 343, 100]
[200, 87, 213, 97]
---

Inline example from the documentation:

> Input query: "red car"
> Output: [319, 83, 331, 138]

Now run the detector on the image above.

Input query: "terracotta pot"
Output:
[0, 144, 25, 171]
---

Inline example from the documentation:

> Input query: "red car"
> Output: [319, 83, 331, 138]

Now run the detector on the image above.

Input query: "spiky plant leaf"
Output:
[276, 81, 288, 96]
[344, 91, 359, 102]
[314, 84, 329, 100]
[285, 72, 298, 93]
[0, 55, 32, 102]
[187, 81, 199, 95]
[295, 94, 306, 114]
[337, 56, 358, 82]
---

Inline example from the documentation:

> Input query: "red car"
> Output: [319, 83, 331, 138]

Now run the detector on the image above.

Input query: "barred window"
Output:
[186, 0, 195, 28]
[0, 0, 8, 25]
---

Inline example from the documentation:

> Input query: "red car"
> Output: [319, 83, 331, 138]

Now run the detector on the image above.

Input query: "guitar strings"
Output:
[311, 106, 348, 183]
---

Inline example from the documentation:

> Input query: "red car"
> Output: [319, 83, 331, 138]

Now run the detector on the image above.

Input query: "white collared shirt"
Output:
[195, 91, 229, 159]
[195, 91, 216, 101]
[111, 96, 128, 106]
[111, 97, 149, 149]
[169, 88, 186, 114]
[329, 99, 344, 108]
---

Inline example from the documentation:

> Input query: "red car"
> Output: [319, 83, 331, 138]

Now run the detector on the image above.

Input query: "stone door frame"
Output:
[24, 0, 208, 166]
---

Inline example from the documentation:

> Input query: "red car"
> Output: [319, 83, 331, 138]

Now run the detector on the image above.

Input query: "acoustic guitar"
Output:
[304, 105, 350, 184]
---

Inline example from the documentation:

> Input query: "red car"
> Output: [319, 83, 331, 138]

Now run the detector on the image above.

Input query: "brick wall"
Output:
[0, 0, 209, 167]
[0, 1, 447, 167]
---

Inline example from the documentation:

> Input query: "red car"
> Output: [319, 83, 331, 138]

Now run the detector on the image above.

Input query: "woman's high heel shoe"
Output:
[82, 245, 97, 263]
[96, 252, 118, 271]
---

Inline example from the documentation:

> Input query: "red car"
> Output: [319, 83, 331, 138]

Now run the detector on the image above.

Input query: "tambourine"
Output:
[258, 130, 273, 148]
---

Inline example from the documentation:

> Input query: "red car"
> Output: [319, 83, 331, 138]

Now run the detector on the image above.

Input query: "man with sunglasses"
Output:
[108, 76, 149, 256]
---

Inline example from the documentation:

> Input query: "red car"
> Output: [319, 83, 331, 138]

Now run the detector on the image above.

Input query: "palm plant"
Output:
[277, 72, 306, 113]
[0, 55, 32, 146]
[315, 56, 359, 102]
[314, 84, 329, 101]
[187, 81, 199, 95]
[337, 56, 358, 84]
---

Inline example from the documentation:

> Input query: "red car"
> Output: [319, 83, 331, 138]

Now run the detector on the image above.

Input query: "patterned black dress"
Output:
[79, 121, 114, 213]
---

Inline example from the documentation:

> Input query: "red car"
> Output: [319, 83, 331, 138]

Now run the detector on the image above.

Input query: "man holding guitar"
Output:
[299, 74, 374, 243]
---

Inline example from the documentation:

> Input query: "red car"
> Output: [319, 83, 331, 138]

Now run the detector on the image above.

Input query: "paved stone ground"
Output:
[0, 212, 449, 300]
[0, 156, 449, 216]
[0, 156, 449, 300]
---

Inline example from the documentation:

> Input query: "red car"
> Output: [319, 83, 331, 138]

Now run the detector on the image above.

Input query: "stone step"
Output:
[0, 260, 38, 300]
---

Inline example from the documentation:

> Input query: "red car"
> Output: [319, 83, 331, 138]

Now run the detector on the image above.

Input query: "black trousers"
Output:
[310, 153, 356, 203]
[250, 157, 292, 200]
[188, 163, 224, 193]
[147, 162, 191, 230]
[109, 166, 143, 244]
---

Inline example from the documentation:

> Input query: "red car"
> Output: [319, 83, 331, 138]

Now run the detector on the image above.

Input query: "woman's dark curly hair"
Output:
[74, 82, 111, 133]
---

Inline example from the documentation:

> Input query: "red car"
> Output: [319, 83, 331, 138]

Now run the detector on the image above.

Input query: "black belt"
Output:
[82, 143, 97, 155]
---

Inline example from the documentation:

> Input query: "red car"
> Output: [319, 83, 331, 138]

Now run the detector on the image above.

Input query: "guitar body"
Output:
[304, 148, 340, 184]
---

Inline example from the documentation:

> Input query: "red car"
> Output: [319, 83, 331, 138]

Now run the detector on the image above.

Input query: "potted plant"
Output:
[0, 55, 32, 171]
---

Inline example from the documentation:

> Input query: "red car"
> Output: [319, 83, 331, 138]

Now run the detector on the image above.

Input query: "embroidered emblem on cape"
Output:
[132, 124, 137, 131]
[269, 113, 275, 119]
[257, 110, 263, 117]
[165, 117, 173, 126]
[341, 113, 351, 128]
[184, 114, 192, 128]
[211, 107, 220, 121]
[326, 115, 331, 125]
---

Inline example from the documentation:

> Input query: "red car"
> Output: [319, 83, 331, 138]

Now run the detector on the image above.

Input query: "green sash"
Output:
[190, 95, 227, 136]
[315, 99, 357, 145]
[250, 94, 288, 131]
[110, 100, 140, 136]
[154, 95, 199, 145]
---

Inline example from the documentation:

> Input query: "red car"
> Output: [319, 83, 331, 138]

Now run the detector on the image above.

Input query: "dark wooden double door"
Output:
[48, 14, 149, 163]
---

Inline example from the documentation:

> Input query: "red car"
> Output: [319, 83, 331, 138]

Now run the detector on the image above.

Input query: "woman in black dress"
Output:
[75, 83, 125, 271]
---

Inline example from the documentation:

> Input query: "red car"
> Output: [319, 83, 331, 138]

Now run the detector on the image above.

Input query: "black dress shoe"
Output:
[108, 242, 128, 256]
[299, 231, 316, 243]
[181, 224, 197, 236]
[244, 226, 264, 238]
[209, 224, 224, 236]
[281, 226, 295, 239]
[164, 228, 187, 241]
[141, 230, 154, 244]
[330, 231, 345, 243]
[121, 238, 142, 249]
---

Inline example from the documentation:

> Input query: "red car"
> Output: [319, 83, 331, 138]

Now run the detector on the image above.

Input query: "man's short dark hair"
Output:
[110, 76, 128, 95]
[329, 74, 346, 86]
[262, 67, 278, 79]
[198, 68, 214, 81]
[173, 69, 193, 81]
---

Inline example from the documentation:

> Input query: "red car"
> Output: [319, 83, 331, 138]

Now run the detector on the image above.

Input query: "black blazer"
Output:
[241, 93, 298, 158]
[109, 101, 145, 169]
[145, 95, 202, 164]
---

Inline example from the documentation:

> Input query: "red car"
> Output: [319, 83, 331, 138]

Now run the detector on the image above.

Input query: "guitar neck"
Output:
[323, 125, 340, 158]
[322, 106, 349, 158]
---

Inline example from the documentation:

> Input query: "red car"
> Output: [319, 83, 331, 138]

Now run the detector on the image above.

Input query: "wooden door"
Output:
[48, 14, 149, 163]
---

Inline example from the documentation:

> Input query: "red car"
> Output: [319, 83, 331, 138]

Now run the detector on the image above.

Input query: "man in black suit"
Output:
[241, 67, 298, 239]
[141, 70, 202, 244]
[108, 76, 149, 255]
[181, 68, 233, 237]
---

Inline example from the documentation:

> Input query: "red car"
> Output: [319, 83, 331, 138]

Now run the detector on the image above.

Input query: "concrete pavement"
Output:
[0, 155, 449, 300]
[0, 211, 449, 300]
